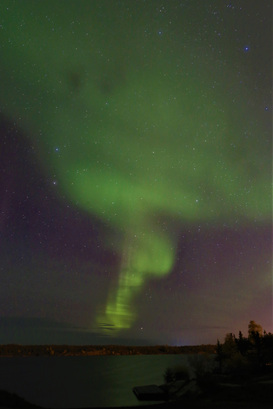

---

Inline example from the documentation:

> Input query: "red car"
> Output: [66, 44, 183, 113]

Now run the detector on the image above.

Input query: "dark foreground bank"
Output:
[1, 371, 273, 409]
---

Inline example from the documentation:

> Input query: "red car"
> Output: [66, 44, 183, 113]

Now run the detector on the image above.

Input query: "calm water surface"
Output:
[0, 355, 207, 408]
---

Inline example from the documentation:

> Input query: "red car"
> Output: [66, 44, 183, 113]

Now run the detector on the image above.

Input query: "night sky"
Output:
[0, 0, 272, 346]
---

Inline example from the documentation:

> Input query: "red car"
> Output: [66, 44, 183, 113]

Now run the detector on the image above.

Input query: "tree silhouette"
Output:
[216, 321, 273, 375]
[248, 320, 263, 341]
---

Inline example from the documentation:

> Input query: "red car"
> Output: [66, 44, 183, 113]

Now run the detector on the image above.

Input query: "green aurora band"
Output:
[0, 1, 271, 333]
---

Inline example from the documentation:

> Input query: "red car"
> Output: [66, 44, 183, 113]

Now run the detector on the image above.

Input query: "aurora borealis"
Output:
[0, 0, 272, 345]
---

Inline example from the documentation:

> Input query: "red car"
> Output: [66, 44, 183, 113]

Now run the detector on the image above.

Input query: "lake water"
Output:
[0, 355, 213, 408]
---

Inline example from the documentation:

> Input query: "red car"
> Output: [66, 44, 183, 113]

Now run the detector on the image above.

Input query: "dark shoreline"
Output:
[0, 344, 216, 357]
[1, 372, 273, 409]
[0, 390, 272, 409]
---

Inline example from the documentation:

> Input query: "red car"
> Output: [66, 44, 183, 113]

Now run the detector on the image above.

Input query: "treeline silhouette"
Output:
[0, 343, 216, 357]
[216, 320, 273, 375]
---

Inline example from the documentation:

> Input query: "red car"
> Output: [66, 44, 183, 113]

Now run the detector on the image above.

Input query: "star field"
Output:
[0, 0, 271, 345]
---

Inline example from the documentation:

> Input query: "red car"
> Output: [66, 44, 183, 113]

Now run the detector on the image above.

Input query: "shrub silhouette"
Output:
[164, 365, 189, 383]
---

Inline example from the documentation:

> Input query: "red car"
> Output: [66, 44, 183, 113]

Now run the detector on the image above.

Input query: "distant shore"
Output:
[0, 344, 216, 357]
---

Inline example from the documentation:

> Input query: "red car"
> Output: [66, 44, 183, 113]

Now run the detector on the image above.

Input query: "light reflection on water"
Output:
[0, 355, 212, 408]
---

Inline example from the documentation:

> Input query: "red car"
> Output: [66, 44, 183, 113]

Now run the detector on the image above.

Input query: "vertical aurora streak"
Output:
[97, 229, 175, 331]
[0, 0, 271, 340]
